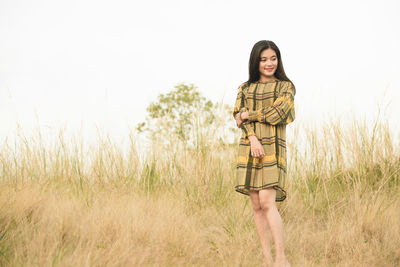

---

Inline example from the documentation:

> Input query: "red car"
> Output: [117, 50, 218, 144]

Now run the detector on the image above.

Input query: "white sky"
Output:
[1, 0, 400, 146]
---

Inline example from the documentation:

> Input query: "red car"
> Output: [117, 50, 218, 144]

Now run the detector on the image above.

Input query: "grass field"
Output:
[0, 115, 399, 266]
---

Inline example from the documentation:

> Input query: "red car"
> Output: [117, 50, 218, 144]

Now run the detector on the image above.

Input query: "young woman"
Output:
[233, 40, 295, 267]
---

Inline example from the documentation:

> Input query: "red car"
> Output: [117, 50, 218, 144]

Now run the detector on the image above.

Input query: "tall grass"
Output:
[0, 112, 399, 266]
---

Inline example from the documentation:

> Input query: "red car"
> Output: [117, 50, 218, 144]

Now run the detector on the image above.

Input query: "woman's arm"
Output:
[242, 82, 295, 125]
[233, 84, 256, 138]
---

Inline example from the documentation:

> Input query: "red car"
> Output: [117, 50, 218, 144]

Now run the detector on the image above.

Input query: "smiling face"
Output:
[258, 48, 278, 81]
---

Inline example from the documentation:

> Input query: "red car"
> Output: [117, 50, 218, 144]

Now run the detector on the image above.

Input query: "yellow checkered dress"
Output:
[232, 79, 296, 201]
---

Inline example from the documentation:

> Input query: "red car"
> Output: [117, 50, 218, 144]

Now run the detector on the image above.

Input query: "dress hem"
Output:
[235, 184, 287, 202]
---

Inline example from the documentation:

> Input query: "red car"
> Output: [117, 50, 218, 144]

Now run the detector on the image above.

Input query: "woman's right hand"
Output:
[235, 112, 243, 128]
[248, 136, 265, 159]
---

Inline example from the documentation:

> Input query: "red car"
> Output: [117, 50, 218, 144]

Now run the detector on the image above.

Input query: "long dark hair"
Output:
[246, 40, 295, 93]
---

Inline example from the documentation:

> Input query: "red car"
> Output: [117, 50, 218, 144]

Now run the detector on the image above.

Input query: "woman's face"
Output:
[258, 48, 278, 81]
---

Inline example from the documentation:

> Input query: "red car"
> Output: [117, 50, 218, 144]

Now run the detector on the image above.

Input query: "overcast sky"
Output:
[1, 0, 399, 146]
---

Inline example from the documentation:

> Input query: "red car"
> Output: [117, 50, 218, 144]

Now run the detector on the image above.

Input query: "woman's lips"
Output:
[265, 68, 274, 71]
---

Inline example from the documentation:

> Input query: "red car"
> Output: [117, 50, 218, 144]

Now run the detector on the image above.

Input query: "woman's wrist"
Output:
[248, 135, 258, 142]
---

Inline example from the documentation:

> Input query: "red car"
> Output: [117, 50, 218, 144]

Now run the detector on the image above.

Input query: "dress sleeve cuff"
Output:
[248, 110, 263, 122]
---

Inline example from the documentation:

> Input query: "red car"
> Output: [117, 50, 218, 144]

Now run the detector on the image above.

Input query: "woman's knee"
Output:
[259, 200, 275, 211]
[259, 188, 276, 211]
[249, 190, 263, 212]
[252, 203, 263, 212]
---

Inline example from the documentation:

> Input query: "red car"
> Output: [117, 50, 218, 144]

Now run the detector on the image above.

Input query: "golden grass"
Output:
[0, 114, 399, 266]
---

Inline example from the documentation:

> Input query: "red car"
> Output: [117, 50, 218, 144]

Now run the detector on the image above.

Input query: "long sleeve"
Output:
[247, 81, 295, 126]
[233, 84, 256, 138]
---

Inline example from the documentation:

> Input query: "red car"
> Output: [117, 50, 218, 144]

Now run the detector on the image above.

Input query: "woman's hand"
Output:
[235, 111, 249, 128]
[240, 111, 249, 121]
[235, 112, 244, 128]
[248, 136, 265, 159]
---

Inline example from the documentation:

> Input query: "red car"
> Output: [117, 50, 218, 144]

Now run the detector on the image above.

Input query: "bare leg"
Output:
[258, 188, 290, 267]
[249, 190, 273, 266]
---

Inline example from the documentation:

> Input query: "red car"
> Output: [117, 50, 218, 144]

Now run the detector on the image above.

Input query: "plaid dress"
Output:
[232, 79, 296, 202]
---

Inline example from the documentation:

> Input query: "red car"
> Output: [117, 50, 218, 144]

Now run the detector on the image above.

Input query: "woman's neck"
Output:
[258, 75, 277, 82]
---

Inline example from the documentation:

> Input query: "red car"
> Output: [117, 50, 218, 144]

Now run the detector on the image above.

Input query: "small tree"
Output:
[136, 83, 235, 148]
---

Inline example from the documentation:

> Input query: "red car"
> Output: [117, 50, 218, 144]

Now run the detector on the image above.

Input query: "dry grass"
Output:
[0, 114, 399, 266]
